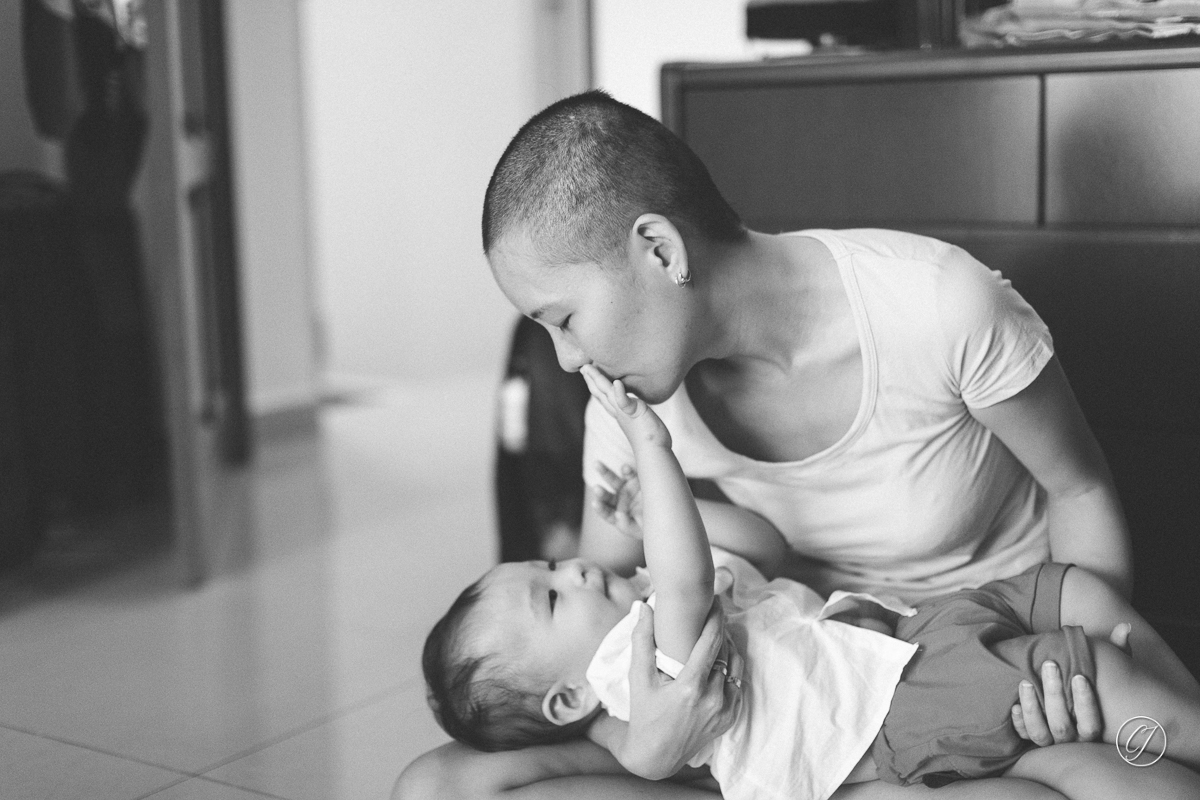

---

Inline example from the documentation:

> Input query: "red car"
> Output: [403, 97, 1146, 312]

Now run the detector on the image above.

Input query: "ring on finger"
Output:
[725, 674, 742, 689]
[712, 658, 729, 677]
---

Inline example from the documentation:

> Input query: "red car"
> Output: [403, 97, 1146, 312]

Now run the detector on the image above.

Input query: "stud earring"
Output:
[674, 272, 692, 287]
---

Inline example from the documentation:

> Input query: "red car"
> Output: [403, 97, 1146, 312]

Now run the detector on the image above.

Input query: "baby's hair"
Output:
[422, 571, 595, 752]
[482, 89, 746, 265]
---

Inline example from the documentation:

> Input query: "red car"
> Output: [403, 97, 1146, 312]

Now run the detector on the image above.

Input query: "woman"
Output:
[398, 91, 1131, 800]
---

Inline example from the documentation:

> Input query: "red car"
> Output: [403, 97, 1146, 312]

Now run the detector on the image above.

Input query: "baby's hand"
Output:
[580, 365, 672, 449]
[593, 463, 643, 539]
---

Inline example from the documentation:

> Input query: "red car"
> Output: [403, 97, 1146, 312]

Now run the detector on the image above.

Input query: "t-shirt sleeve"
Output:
[936, 246, 1054, 409]
[582, 396, 636, 490]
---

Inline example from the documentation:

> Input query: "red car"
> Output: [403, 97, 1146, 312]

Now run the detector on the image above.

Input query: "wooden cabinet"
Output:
[1045, 68, 1200, 226]
[664, 47, 1200, 231]
[682, 77, 1039, 229]
[663, 46, 1200, 671]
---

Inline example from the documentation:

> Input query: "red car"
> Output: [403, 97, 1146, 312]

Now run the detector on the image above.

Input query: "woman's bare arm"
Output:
[969, 356, 1132, 598]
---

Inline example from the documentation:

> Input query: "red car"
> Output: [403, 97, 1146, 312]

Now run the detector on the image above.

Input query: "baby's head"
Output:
[423, 558, 641, 751]
[482, 88, 746, 269]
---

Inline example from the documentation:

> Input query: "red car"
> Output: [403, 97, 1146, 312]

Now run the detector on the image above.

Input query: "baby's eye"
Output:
[548, 589, 558, 612]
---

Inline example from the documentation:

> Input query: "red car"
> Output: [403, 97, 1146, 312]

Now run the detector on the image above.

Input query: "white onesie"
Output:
[586, 549, 918, 800]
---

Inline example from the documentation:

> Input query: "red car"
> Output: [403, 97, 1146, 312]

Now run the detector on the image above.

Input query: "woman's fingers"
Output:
[1014, 662, 1102, 747]
[1017, 679, 1054, 746]
[1011, 702, 1031, 741]
[722, 633, 745, 685]
[629, 602, 660, 687]
[1038, 661, 1075, 743]
[1069, 675, 1103, 742]
[676, 604, 726, 687]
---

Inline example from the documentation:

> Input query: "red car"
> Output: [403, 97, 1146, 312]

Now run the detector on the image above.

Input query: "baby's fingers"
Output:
[582, 366, 625, 417]
[610, 379, 644, 416]
[590, 486, 618, 522]
[596, 462, 627, 490]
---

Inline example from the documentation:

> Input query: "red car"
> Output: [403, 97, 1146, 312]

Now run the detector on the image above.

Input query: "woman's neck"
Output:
[696, 230, 835, 376]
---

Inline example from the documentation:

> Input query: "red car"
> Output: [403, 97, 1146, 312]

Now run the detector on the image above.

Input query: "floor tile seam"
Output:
[0, 720, 196, 778]
[189, 683, 412, 779]
[130, 775, 194, 800]
[131, 775, 292, 800]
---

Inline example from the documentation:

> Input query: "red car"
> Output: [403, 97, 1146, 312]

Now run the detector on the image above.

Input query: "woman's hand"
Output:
[613, 602, 744, 780]
[1011, 623, 1131, 745]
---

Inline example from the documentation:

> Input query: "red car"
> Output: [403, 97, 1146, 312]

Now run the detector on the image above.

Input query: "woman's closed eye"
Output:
[555, 316, 570, 332]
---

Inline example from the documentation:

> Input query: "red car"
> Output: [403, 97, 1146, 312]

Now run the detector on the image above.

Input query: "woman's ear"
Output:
[630, 214, 688, 285]
[541, 680, 601, 726]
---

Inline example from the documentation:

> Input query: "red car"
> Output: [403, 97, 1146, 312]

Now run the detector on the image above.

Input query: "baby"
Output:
[424, 365, 1200, 800]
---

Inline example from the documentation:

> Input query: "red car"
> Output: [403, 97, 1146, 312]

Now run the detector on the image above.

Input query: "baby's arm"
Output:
[581, 366, 714, 665]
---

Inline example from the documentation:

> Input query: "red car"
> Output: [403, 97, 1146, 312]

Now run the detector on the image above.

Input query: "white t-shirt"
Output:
[583, 229, 1054, 603]
[586, 549, 918, 800]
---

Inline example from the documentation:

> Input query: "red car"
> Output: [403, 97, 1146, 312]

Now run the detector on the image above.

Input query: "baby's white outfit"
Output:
[586, 549, 918, 800]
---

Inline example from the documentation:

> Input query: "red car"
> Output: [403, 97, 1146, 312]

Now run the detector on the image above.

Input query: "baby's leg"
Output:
[1058, 566, 1200, 701]
[1088, 637, 1200, 771]
[1007, 742, 1200, 800]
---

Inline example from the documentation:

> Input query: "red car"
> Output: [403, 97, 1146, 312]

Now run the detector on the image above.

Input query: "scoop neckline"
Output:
[676, 229, 878, 471]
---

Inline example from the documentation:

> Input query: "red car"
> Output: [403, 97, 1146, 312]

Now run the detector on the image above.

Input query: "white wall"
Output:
[225, 0, 321, 416]
[300, 0, 550, 385]
[593, 0, 809, 119]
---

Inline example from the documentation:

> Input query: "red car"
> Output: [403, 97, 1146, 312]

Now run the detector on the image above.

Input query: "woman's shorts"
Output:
[871, 562, 1096, 787]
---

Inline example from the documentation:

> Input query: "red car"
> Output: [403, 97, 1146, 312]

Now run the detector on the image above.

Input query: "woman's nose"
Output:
[551, 333, 587, 373]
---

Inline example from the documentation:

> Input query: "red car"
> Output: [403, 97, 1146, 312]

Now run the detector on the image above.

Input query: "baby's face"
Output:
[474, 559, 642, 684]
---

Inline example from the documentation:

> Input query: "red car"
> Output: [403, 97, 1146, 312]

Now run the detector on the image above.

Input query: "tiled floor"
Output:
[0, 375, 499, 800]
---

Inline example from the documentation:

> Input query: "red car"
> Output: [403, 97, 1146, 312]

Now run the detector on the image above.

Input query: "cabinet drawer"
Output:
[679, 76, 1040, 231]
[1046, 69, 1200, 227]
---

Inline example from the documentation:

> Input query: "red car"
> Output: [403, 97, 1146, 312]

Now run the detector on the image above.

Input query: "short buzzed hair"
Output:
[482, 90, 746, 264]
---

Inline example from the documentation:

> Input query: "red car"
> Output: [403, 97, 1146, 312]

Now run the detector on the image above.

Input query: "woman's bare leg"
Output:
[1007, 742, 1200, 800]
[832, 777, 1066, 799]
[1086, 638, 1200, 770]
[1059, 566, 1200, 701]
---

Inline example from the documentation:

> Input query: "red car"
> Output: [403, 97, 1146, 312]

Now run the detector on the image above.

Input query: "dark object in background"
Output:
[495, 317, 591, 563]
[0, 1, 169, 571]
[746, 0, 1007, 49]
[0, 175, 63, 571]
[57, 3, 166, 517]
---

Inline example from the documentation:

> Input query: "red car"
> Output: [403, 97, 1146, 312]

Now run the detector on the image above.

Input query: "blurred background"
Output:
[1, 1, 1197, 798]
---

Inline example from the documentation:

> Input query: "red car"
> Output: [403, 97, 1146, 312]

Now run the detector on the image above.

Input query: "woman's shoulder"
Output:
[797, 228, 956, 265]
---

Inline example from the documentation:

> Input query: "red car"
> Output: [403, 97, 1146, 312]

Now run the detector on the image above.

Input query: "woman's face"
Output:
[489, 228, 696, 404]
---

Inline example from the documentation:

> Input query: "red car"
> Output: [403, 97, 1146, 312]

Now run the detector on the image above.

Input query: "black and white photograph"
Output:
[1, 1, 1198, 798]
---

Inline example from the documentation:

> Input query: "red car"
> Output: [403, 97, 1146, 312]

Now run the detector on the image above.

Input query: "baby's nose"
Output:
[565, 559, 588, 584]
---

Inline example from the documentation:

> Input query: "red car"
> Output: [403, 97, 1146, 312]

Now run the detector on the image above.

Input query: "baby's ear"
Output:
[541, 680, 601, 726]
